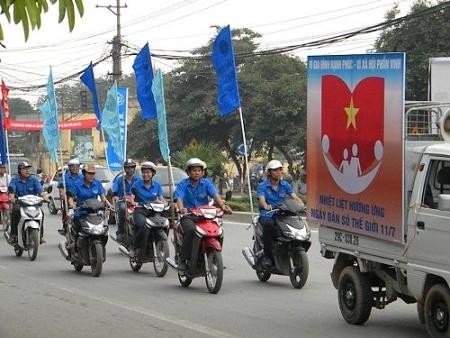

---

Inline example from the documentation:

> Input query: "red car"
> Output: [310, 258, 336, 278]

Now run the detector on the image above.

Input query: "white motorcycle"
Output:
[4, 195, 45, 261]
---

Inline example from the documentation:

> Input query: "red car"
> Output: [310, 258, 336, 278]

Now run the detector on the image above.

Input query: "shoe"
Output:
[40, 238, 46, 244]
[10, 235, 17, 245]
[128, 248, 135, 258]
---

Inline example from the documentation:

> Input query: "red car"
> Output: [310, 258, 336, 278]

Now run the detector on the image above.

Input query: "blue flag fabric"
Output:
[152, 70, 170, 162]
[80, 62, 102, 129]
[102, 82, 123, 162]
[133, 43, 157, 121]
[39, 67, 60, 162]
[212, 25, 241, 117]
[0, 107, 7, 165]
[106, 87, 128, 171]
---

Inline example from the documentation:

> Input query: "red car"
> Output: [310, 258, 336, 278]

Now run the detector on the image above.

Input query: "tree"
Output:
[373, 1, 450, 100]
[0, 0, 84, 42]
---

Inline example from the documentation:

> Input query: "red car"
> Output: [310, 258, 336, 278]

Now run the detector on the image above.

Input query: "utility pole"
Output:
[96, 0, 127, 83]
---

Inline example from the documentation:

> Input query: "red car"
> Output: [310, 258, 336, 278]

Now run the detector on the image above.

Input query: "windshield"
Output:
[95, 167, 112, 183]
[124, 166, 187, 185]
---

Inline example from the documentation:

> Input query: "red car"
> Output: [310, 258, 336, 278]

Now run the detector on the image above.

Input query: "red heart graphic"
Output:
[321, 75, 384, 173]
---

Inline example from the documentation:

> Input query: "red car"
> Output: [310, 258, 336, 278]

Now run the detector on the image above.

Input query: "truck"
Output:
[307, 53, 450, 338]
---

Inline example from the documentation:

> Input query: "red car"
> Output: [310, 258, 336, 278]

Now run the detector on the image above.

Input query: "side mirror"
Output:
[46, 186, 53, 194]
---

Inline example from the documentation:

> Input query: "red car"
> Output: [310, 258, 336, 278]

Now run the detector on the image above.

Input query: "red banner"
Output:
[8, 118, 98, 131]
[1, 80, 10, 129]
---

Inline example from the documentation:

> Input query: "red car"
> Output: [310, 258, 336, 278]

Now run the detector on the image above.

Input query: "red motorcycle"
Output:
[167, 205, 225, 294]
[0, 185, 9, 231]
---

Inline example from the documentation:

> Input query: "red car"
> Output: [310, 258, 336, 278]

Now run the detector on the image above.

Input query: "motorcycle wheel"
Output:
[129, 258, 142, 272]
[289, 250, 309, 289]
[90, 242, 103, 277]
[178, 272, 192, 288]
[27, 228, 39, 261]
[205, 249, 223, 294]
[153, 239, 169, 277]
[256, 269, 271, 282]
[14, 246, 23, 257]
[47, 198, 58, 215]
[74, 264, 83, 272]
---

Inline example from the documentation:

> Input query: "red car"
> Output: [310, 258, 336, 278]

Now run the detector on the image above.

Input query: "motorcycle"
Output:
[166, 205, 225, 294]
[242, 199, 311, 289]
[58, 198, 109, 277]
[117, 201, 170, 277]
[0, 185, 9, 231]
[3, 195, 45, 261]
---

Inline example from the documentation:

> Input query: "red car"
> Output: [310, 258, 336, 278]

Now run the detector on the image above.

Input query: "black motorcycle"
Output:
[118, 201, 170, 277]
[58, 198, 109, 277]
[242, 199, 311, 289]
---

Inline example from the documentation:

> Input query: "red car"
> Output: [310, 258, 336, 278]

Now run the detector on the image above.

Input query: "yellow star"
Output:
[344, 97, 359, 129]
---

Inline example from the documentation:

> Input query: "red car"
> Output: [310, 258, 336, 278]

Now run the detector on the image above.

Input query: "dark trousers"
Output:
[259, 216, 276, 258]
[116, 201, 126, 235]
[179, 215, 200, 261]
[10, 203, 44, 239]
[10, 203, 21, 237]
[132, 212, 148, 250]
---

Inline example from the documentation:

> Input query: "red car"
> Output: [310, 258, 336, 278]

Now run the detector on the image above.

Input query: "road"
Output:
[0, 211, 426, 338]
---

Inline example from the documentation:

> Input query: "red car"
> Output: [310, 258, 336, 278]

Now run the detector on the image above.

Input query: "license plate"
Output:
[334, 230, 359, 246]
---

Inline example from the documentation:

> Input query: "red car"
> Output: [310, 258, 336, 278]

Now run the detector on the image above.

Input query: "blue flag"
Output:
[133, 43, 157, 121]
[0, 106, 7, 165]
[212, 25, 241, 117]
[39, 67, 60, 162]
[106, 87, 128, 171]
[152, 69, 170, 162]
[102, 82, 123, 162]
[80, 62, 102, 129]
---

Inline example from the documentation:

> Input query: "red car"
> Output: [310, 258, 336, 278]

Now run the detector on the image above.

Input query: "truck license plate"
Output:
[334, 231, 359, 246]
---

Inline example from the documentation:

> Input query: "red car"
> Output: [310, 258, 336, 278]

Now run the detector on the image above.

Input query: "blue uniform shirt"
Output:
[112, 175, 141, 198]
[131, 179, 163, 204]
[174, 177, 217, 209]
[9, 175, 43, 197]
[58, 172, 83, 195]
[72, 179, 106, 204]
[257, 179, 293, 217]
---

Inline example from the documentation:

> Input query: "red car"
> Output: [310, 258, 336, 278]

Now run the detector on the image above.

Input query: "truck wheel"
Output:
[424, 284, 450, 338]
[338, 266, 372, 325]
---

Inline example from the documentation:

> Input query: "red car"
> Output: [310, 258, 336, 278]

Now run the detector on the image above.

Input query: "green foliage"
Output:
[225, 195, 258, 212]
[171, 142, 227, 178]
[374, 1, 450, 100]
[0, 0, 84, 41]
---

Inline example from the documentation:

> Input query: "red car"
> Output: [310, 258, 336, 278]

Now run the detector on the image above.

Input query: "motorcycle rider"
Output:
[112, 159, 141, 243]
[57, 158, 83, 235]
[174, 158, 232, 273]
[8, 161, 49, 244]
[129, 161, 165, 257]
[257, 160, 304, 268]
[67, 164, 111, 247]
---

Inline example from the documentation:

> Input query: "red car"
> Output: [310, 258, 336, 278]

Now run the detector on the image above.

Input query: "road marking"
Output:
[59, 286, 238, 338]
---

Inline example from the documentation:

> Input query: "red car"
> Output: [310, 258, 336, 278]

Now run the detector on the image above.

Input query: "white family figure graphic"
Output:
[339, 144, 362, 178]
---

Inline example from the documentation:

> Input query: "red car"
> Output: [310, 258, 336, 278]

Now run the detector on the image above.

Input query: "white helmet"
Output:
[140, 161, 157, 172]
[266, 160, 283, 171]
[185, 158, 206, 171]
[68, 158, 80, 166]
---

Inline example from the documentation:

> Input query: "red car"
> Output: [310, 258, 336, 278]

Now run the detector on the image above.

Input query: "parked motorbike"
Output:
[58, 198, 109, 277]
[3, 195, 45, 261]
[117, 201, 170, 277]
[242, 199, 311, 289]
[166, 205, 225, 294]
[0, 185, 9, 231]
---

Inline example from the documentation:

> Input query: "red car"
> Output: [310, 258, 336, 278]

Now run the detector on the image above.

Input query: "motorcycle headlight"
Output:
[25, 208, 40, 218]
[83, 222, 106, 235]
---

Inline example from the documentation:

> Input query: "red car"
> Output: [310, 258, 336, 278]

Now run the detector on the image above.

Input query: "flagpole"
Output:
[238, 106, 254, 220]
[4, 128, 11, 186]
[166, 156, 176, 227]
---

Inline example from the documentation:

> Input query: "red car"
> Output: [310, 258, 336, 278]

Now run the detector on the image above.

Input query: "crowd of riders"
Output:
[4, 156, 304, 274]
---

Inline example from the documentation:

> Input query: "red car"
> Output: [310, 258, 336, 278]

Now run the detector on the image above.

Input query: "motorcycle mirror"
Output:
[46, 186, 53, 193]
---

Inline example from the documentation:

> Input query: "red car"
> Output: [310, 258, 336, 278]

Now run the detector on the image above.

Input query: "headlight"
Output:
[25, 209, 40, 218]
[83, 222, 105, 235]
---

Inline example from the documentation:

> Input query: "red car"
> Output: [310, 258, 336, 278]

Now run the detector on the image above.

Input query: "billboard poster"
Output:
[307, 53, 405, 243]
[73, 135, 95, 163]
[107, 86, 128, 172]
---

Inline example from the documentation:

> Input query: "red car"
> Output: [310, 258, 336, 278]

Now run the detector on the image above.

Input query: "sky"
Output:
[0, 0, 417, 104]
